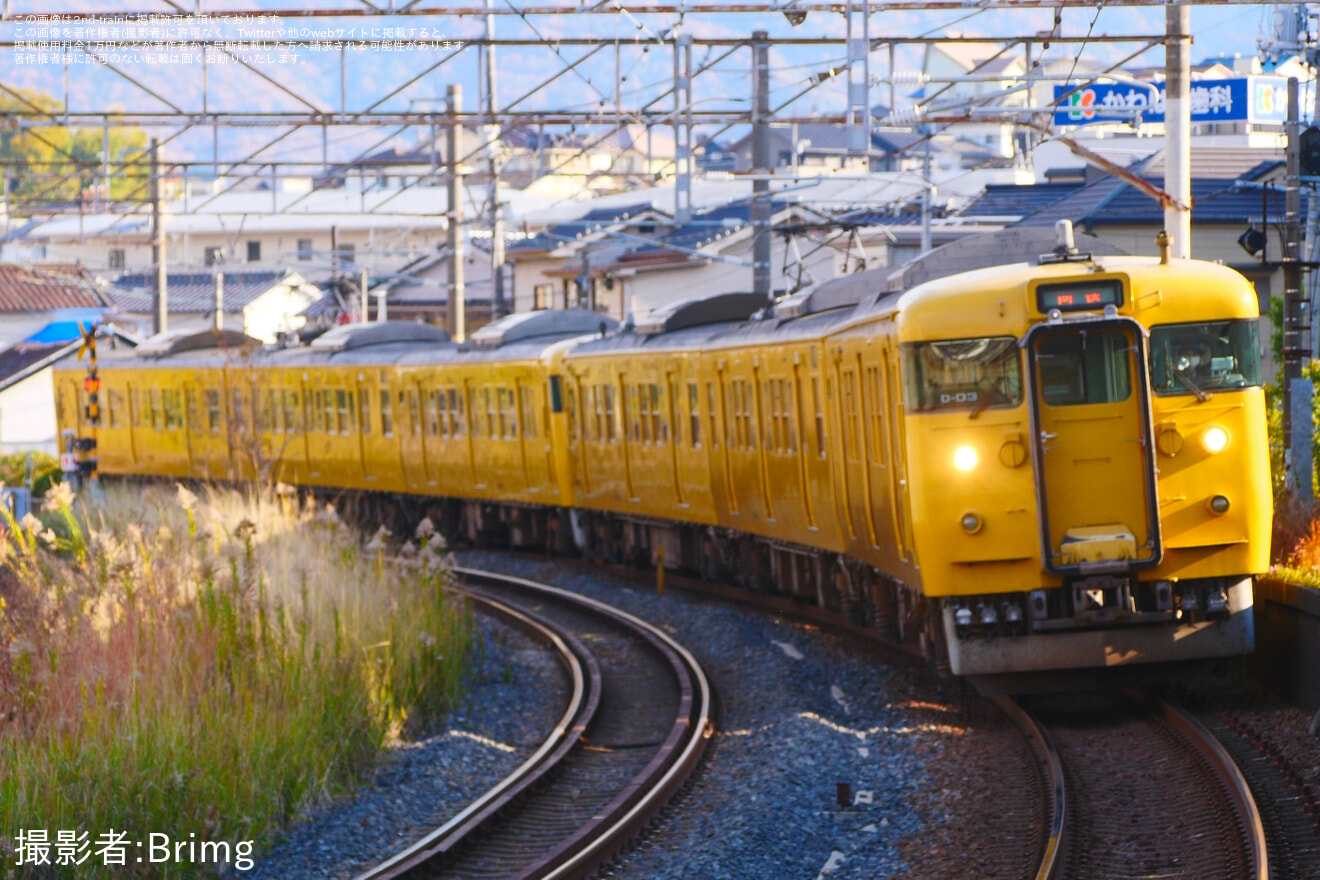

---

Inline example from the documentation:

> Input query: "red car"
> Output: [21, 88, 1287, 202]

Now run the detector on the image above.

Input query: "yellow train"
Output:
[55, 232, 1271, 682]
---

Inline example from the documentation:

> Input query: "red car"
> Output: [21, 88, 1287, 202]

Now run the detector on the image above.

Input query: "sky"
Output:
[0, 3, 1303, 164]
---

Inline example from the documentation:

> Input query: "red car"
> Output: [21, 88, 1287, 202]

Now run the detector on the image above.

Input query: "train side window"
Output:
[688, 382, 701, 448]
[147, 388, 161, 431]
[768, 380, 782, 453]
[566, 385, 578, 443]
[707, 382, 718, 450]
[783, 379, 797, 454]
[651, 384, 664, 444]
[604, 385, 617, 442]
[205, 389, 220, 433]
[455, 389, 467, 436]
[517, 386, 528, 439]
[283, 390, 299, 435]
[589, 386, 600, 442]
[108, 388, 122, 428]
[407, 390, 420, 437]
[430, 390, 444, 438]
[359, 389, 371, 436]
[379, 389, 394, 437]
[867, 366, 886, 464]
[484, 388, 496, 438]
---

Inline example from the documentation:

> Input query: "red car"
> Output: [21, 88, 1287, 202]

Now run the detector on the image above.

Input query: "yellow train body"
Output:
[54, 254, 1271, 680]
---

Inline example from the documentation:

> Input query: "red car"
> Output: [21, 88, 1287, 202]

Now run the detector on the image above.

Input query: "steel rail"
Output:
[1157, 700, 1270, 880]
[356, 585, 600, 880]
[991, 696, 1066, 880]
[451, 566, 713, 880]
[359, 565, 712, 880]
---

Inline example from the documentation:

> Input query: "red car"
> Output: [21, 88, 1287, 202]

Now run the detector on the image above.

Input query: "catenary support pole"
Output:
[447, 83, 466, 342]
[752, 30, 771, 302]
[1285, 77, 1313, 496]
[1163, 2, 1191, 258]
[150, 137, 168, 336]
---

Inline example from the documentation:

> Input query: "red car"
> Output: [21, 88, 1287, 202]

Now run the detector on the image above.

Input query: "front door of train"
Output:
[1025, 317, 1161, 577]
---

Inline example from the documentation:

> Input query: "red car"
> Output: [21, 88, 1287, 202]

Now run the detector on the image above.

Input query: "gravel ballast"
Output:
[454, 552, 977, 880]
[246, 611, 569, 880]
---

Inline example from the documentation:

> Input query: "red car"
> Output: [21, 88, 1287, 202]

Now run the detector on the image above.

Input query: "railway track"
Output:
[1005, 693, 1267, 880]
[358, 566, 712, 880]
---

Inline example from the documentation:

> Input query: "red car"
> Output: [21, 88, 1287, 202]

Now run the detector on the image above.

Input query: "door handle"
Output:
[1040, 430, 1058, 442]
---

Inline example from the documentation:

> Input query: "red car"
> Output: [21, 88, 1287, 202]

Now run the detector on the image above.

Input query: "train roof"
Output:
[848, 254, 1260, 342]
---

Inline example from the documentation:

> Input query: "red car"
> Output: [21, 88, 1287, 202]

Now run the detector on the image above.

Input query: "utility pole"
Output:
[447, 83, 466, 342]
[1285, 76, 1314, 498]
[150, 137, 168, 336]
[360, 267, 370, 323]
[485, 0, 507, 318]
[1164, 2, 1192, 258]
[920, 126, 932, 255]
[674, 32, 693, 225]
[214, 272, 224, 332]
[751, 30, 771, 302]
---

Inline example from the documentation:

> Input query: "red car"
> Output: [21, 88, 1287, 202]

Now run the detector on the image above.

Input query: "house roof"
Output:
[509, 202, 658, 254]
[109, 270, 295, 313]
[623, 198, 789, 260]
[1009, 169, 1310, 229]
[961, 181, 1087, 218]
[0, 327, 137, 393]
[0, 263, 109, 312]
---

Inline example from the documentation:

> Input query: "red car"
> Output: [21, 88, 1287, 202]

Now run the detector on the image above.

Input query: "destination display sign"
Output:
[1036, 279, 1124, 313]
[1053, 76, 1288, 127]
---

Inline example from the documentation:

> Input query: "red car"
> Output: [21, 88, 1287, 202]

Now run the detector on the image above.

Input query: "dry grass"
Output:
[0, 483, 472, 877]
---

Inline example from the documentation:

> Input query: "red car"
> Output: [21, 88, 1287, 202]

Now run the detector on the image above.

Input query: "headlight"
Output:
[1201, 426, 1229, 454]
[953, 445, 978, 471]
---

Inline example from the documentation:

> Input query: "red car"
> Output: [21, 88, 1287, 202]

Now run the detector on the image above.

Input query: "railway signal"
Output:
[72, 322, 101, 491]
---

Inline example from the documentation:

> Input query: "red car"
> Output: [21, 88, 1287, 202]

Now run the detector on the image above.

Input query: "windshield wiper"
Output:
[969, 385, 1007, 419]
[1173, 368, 1211, 403]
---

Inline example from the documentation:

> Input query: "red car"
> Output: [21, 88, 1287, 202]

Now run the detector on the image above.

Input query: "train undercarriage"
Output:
[346, 490, 1254, 690]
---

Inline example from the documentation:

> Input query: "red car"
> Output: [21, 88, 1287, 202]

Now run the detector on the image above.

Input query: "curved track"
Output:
[359, 566, 712, 880]
[1012, 694, 1267, 880]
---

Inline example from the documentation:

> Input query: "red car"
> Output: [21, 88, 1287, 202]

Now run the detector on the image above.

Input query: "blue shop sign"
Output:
[1053, 76, 1288, 126]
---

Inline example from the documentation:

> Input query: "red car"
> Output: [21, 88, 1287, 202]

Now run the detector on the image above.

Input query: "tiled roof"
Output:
[961, 182, 1084, 218]
[109, 270, 288, 313]
[0, 340, 80, 391]
[508, 202, 656, 254]
[1012, 173, 1310, 228]
[623, 198, 790, 259]
[0, 263, 108, 311]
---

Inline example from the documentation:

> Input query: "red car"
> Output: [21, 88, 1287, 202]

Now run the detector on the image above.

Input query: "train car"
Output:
[54, 231, 1270, 684]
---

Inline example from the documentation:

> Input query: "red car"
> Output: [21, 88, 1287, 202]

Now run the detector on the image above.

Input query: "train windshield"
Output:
[902, 336, 1022, 413]
[1148, 319, 1261, 396]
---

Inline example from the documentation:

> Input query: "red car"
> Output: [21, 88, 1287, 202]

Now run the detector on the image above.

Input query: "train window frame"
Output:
[1036, 329, 1133, 407]
[1148, 318, 1261, 397]
[205, 389, 220, 433]
[379, 389, 393, 437]
[902, 336, 1023, 414]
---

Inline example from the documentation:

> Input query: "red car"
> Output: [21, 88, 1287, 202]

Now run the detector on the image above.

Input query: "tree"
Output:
[0, 87, 148, 205]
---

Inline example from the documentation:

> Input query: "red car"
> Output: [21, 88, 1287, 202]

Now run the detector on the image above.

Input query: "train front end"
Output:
[902, 249, 1271, 680]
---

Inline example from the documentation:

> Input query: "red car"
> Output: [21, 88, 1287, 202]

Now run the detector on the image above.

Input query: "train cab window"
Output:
[1149, 319, 1260, 396]
[379, 390, 394, 437]
[1037, 330, 1131, 407]
[903, 336, 1022, 413]
[688, 382, 701, 448]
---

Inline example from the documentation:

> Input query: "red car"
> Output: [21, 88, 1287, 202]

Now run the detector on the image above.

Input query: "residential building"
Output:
[108, 269, 321, 342]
